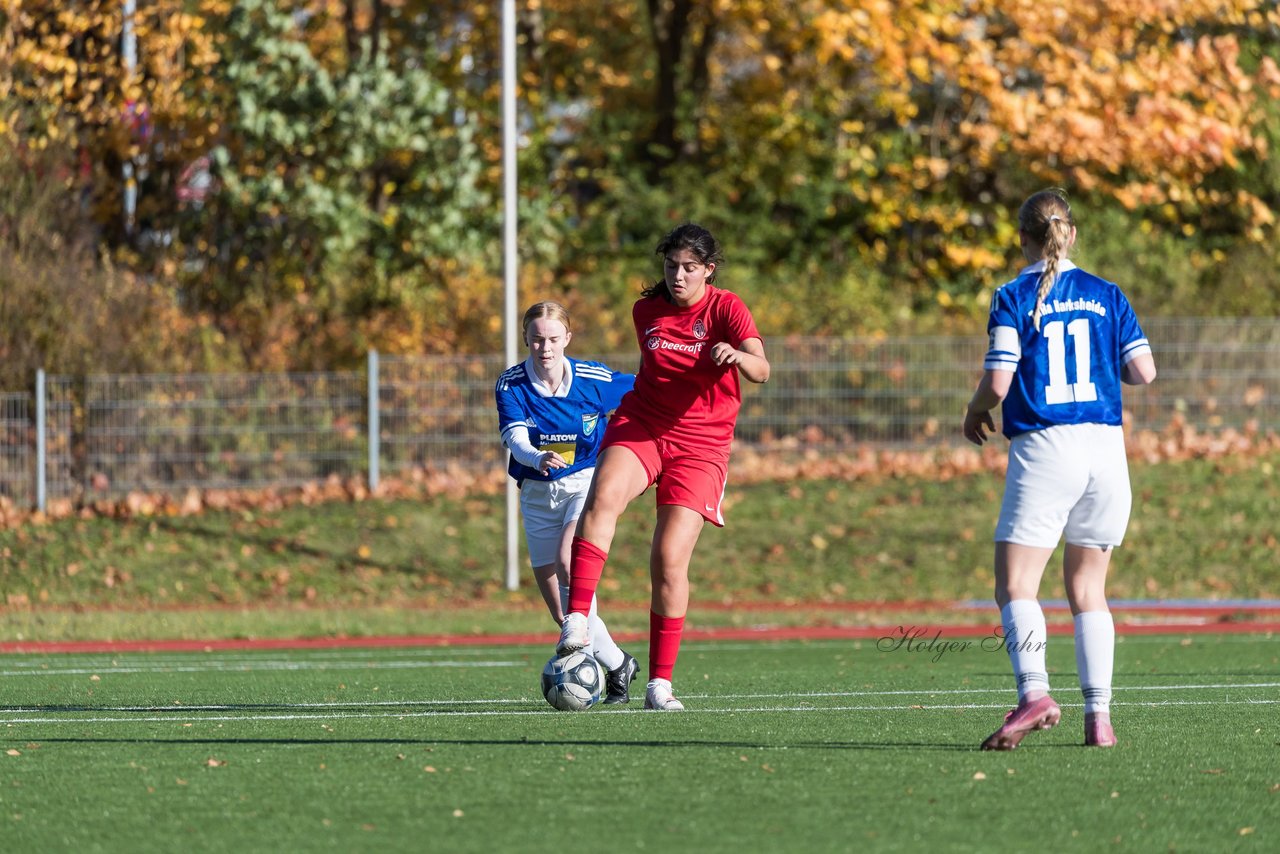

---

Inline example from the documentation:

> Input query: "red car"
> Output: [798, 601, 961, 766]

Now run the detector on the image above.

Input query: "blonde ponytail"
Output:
[1018, 191, 1075, 332]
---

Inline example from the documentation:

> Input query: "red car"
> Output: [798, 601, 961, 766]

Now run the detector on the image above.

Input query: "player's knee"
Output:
[589, 480, 638, 516]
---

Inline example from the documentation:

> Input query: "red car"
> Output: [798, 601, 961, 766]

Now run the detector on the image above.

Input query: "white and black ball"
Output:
[541, 651, 604, 711]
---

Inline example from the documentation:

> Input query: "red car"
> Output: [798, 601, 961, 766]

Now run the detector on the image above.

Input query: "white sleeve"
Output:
[501, 424, 546, 470]
[1120, 337, 1152, 364]
[984, 325, 1021, 372]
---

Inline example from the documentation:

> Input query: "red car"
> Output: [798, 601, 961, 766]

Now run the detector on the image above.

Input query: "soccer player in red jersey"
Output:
[554, 223, 770, 710]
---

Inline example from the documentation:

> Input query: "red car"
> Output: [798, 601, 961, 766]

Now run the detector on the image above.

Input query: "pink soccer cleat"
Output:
[980, 694, 1061, 750]
[1084, 712, 1117, 748]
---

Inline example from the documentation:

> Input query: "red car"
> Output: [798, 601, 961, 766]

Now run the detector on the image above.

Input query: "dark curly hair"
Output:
[642, 223, 724, 300]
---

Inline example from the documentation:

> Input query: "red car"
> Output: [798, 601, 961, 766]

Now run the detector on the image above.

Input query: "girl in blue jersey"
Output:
[963, 189, 1157, 750]
[495, 302, 640, 703]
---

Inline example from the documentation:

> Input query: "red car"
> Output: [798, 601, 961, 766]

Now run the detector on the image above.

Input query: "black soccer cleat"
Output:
[602, 652, 639, 704]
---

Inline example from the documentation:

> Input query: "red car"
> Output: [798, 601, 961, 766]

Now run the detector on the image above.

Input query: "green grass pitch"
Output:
[1, 633, 1276, 852]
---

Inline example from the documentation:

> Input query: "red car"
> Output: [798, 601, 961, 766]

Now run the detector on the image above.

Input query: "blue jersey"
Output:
[495, 357, 635, 484]
[983, 260, 1151, 438]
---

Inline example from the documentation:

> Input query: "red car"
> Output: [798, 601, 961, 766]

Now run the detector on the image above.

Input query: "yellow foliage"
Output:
[7, 0, 1278, 363]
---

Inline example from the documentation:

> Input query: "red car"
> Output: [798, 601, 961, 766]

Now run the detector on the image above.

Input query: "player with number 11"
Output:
[963, 188, 1158, 750]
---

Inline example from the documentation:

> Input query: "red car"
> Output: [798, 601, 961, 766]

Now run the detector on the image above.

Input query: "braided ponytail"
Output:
[1018, 190, 1075, 332]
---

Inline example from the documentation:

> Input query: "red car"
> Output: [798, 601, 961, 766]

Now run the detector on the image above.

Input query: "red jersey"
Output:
[614, 285, 761, 452]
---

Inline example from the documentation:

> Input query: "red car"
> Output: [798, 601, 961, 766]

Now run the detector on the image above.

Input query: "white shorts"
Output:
[519, 468, 594, 567]
[995, 423, 1132, 549]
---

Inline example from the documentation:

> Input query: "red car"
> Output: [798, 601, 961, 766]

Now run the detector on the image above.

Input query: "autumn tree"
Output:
[4, 0, 1279, 368]
[509, 0, 1280, 333]
[0, 2, 214, 386]
[170, 0, 495, 366]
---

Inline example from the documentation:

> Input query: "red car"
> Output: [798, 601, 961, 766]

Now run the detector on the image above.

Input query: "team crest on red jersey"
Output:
[692, 318, 707, 339]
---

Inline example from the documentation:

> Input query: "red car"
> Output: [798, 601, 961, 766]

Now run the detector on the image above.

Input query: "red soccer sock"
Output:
[567, 537, 607, 615]
[649, 610, 686, 682]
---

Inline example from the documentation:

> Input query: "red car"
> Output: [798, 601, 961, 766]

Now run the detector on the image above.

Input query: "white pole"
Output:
[35, 370, 46, 513]
[122, 0, 137, 235]
[367, 349, 380, 492]
[502, 0, 520, 592]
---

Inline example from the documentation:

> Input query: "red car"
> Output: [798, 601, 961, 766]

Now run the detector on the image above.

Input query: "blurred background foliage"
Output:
[1, 0, 1278, 388]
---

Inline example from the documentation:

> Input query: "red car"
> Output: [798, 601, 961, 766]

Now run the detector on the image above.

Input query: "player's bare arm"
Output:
[712, 337, 770, 383]
[963, 369, 1012, 445]
[1121, 352, 1157, 385]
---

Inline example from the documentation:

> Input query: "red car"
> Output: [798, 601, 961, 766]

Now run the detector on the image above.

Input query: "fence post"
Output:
[35, 369, 46, 513]
[367, 350, 380, 493]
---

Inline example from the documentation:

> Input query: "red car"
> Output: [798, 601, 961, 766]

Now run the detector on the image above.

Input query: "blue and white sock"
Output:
[1074, 610, 1115, 715]
[1001, 599, 1051, 701]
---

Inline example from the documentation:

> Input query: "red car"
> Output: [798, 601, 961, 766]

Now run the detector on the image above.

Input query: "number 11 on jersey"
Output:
[1043, 318, 1098, 404]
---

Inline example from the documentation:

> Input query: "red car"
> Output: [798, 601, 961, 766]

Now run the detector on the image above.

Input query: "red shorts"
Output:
[601, 414, 729, 527]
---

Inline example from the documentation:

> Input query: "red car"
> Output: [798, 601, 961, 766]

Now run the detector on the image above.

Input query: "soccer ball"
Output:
[541, 651, 604, 711]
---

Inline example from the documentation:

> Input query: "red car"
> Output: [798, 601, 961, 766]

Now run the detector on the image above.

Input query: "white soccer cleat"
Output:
[556, 612, 590, 654]
[643, 678, 685, 711]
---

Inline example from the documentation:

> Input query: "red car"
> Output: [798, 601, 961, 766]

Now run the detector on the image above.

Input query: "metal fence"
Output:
[378, 353, 510, 476]
[1120, 318, 1280, 429]
[76, 371, 368, 493]
[1, 319, 1276, 508]
[0, 393, 31, 508]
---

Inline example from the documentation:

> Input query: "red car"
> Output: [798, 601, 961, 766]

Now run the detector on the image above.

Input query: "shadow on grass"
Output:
[23, 735, 997, 751]
[151, 517, 425, 577]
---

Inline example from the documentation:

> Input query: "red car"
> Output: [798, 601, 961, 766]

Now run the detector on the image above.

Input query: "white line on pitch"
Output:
[2, 630, 1271, 667]
[25, 684, 1275, 712]
[700, 681, 1280, 700]
[0, 697, 1277, 725]
[1, 681, 1274, 713]
[3, 698, 533, 712]
[0, 647, 548, 666]
[0, 660, 522, 677]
